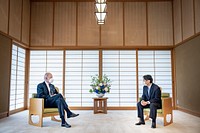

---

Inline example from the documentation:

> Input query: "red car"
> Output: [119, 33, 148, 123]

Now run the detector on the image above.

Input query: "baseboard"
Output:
[69, 107, 136, 110]
[0, 112, 8, 119]
[177, 106, 200, 117]
[9, 108, 25, 115]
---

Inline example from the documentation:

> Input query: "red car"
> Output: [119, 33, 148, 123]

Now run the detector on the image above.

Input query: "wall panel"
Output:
[101, 2, 123, 46]
[22, 0, 30, 45]
[78, 2, 99, 46]
[173, 0, 182, 45]
[195, 0, 200, 33]
[182, 0, 194, 40]
[54, 2, 76, 46]
[175, 34, 200, 115]
[30, 2, 53, 46]
[9, 0, 22, 40]
[124, 2, 146, 46]
[148, 2, 173, 46]
[0, 0, 9, 33]
[0, 34, 12, 117]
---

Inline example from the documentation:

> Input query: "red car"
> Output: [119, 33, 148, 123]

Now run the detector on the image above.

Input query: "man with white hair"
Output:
[37, 72, 79, 128]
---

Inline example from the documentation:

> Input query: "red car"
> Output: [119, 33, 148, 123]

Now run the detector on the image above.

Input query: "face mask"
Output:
[49, 78, 54, 84]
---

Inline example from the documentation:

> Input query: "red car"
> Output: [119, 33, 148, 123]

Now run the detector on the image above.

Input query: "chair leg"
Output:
[164, 114, 167, 126]
[39, 114, 43, 127]
[28, 114, 43, 127]
[163, 113, 173, 126]
[28, 114, 34, 125]
[144, 111, 150, 120]
[144, 114, 150, 120]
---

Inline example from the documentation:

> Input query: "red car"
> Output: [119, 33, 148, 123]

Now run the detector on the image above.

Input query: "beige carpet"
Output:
[0, 110, 199, 133]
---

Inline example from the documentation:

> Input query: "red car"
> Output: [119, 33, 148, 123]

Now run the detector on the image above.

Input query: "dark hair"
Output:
[143, 75, 153, 83]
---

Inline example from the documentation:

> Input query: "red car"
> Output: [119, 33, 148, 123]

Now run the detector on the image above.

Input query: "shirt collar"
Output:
[45, 81, 50, 87]
[45, 81, 49, 85]
[148, 83, 152, 89]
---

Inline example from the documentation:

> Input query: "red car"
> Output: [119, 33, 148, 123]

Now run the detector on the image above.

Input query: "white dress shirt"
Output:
[45, 81, 52, 96]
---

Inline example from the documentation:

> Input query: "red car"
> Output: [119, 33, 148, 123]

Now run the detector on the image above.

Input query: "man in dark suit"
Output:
[37, 72, 79, 128]
[135, 75, 161, 128]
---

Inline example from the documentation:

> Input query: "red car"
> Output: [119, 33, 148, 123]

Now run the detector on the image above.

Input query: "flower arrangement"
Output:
[89, 74, 111, 94]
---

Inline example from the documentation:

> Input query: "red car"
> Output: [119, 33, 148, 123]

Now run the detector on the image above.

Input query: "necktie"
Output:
[49, 85, 54, 95]
[148, 87, 151, 97]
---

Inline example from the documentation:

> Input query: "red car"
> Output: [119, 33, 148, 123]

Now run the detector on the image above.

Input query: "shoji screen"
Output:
[65, 50, 99, 107]
[102, 50, 137, 107]
[138, 50, 172, 97]
[29, 51, 63, 100]
[10, 45, 26, 111]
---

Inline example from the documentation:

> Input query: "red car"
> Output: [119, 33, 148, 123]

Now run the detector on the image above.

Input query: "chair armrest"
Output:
[29, 98, 44, 115]
[162, 97, 172, 114]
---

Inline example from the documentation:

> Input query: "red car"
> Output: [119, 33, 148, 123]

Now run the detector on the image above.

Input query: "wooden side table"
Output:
[93, 97, 108, 114]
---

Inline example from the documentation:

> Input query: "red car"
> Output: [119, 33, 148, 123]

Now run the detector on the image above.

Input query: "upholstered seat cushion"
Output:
[161, 93, 170, 98]
[32, 93, 37, 98]
[144, 108, 163, 113]
[143, 92, 169, 114]
[44, 108, 59, 114]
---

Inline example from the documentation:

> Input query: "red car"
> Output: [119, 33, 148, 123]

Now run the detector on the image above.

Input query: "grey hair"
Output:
[44, 72, 52, 81]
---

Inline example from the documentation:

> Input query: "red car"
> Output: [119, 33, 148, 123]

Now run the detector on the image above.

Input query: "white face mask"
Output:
[49, 78, 54, 84]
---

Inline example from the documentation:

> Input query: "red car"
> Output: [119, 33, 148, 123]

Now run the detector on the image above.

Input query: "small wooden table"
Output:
[93, 97, 108, 114]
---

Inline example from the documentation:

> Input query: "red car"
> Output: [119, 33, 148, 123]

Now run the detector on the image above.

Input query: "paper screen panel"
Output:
[173, 0, 182, 45]
[30, 2, 53, 46]
[0, 0, 9, 33]
[22, 0, 30, 45]
[124, 2, 146, 46]
[148, 2, 173, 46]
[101, 2, 123, 46]
[9, 0, 22, 40]
[182, 0, 194, 40]
[54, 2, 76, 46]
[78, 2, 99, 46]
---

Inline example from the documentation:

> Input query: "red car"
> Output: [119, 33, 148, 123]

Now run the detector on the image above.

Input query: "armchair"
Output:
[143, 92, 173, 126]
[28, 87, 61, 127]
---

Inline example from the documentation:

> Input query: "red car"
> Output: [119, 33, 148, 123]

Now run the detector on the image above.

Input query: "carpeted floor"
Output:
[0, 110, 199, 133]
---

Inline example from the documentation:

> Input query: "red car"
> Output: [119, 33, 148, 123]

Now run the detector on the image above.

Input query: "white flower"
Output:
[104, 87, 109, 92]
[99, 83, 103, 86]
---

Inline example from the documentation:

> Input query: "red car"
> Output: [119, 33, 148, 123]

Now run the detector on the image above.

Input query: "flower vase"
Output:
[96, 93, 104, 98]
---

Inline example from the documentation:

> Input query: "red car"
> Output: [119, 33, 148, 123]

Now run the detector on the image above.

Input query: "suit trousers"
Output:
[45, 94, 72, 118]
[137, 101, 161, 121]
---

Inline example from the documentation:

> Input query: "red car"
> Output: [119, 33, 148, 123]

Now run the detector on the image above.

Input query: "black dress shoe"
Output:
[68, 113, 79, 118]
[135, 121, 145, 125]
[151, 122, 156, 128]
[61, 122, 71, 128]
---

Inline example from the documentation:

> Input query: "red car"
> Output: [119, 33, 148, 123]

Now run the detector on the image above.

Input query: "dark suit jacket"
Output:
[141, 83, 162, 105]
[37, 81, 58, 100]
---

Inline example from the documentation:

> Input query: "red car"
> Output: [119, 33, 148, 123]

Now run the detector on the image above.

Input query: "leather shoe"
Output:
[135, 121, 145, 125]
[151, 122, 156, 128]
[68, 113, 79, 118]
[61, 122, 71, 128]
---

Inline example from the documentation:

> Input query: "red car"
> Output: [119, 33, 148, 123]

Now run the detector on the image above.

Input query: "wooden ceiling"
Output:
[30, 0, 173, 2]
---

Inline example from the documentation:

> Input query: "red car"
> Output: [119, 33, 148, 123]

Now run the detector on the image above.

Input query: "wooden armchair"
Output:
[29, 88, 61, 127]
[144, 92, 173, 126]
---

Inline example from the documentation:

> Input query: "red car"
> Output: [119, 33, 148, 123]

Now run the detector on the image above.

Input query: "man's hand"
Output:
[141, 100, 148, 106]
